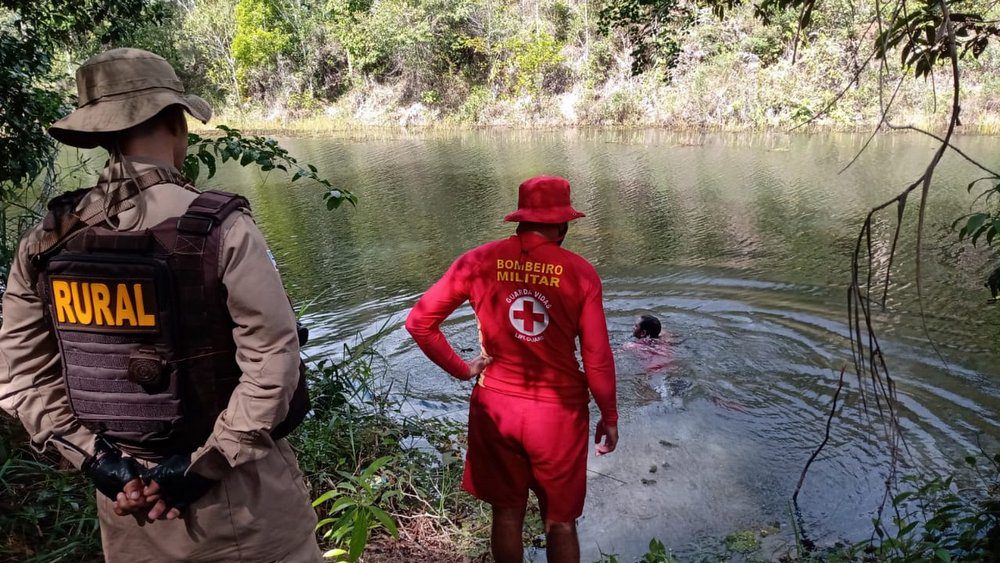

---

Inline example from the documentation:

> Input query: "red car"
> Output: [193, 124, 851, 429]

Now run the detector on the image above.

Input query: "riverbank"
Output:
[191, 94, 1000, 137]
[193, 37, 1000, 137]
[190, 117, 1000, 144]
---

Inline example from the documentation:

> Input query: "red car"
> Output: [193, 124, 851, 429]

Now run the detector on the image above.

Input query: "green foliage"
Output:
[184, 125, 357, 209]
[954, 176, 1000, 248]
[325, 0, 433, 77]
[700, 0, 1000, 79]
[845, 451, 1000, 562]
[291, 327, 484, 560]
[506, 30, 565, 96]
[723, 530, 760, 554]
[598, 0, 695, 75]
[596, 538, 678, 563]
[177, 0, 241, 104]
[232, 0, 293, 81]
[313, 456, 400, 562]
[642, 538, 679, 562]
[0, 0, 181, 281]
[0, 421, 100, 562]
[875, 2, 1000, 78]
[452, 85, 493, 122]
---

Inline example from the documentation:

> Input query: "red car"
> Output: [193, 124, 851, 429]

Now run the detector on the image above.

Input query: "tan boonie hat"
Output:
[48, 48, 212, 148]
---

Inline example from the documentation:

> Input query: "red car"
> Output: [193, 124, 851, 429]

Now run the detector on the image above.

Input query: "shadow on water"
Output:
[190, 130, 1000, 560]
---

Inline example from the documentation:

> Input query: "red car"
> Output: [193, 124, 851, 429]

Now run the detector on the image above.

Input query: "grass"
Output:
[0, 422, 101, 562]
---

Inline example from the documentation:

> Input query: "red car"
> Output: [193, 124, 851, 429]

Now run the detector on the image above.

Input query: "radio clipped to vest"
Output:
[35, 188, 310, 458]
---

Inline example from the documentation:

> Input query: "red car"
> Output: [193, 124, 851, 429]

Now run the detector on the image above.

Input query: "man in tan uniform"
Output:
[0, 49, 321, 562]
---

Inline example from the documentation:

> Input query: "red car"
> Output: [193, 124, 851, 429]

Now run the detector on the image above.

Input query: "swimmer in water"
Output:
[633, 314, 662, 340]
[623, 314, 673, 373]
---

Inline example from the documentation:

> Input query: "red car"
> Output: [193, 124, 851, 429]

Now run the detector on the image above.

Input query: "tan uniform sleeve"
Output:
[188, 212, 300, 480]
[0, 235, 97, 469]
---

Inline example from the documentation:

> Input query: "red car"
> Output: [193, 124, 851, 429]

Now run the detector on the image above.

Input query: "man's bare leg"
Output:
[545, 520, 580, 563]
[492, 505, 526, 563]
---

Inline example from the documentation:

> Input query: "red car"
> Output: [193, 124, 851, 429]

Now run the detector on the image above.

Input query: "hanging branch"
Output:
[793, 366, 848, 502]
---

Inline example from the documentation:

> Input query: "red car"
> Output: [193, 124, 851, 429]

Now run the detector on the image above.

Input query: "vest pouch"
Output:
[41, 252, 183, 452]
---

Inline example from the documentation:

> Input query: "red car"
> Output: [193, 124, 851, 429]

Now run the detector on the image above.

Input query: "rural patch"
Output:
[49, 277, 159, 333]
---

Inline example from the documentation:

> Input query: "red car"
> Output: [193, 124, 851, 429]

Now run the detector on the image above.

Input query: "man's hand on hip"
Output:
[595, 419, 618, 456]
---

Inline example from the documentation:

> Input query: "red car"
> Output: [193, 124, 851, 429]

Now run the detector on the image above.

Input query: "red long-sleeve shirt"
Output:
[405, 232, 618, 424]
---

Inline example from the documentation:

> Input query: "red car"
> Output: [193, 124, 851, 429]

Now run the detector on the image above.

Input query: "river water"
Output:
[198, 130, 999, 560]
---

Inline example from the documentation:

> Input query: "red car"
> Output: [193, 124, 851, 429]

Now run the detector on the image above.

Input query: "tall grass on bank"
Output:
[0, 422, 100, 562]
[294, 327, 492, 561]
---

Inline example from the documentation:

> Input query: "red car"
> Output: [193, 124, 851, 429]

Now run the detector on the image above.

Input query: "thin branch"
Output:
[790, 47, 879, 131]
[881, 192, 908, 307]
[886, 124, 1000, 177]
[838, 76, 906, 174]
[794, 367, 848, 502]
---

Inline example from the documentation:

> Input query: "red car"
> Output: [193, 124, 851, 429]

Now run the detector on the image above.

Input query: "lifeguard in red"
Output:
[406, 176, 618, 563]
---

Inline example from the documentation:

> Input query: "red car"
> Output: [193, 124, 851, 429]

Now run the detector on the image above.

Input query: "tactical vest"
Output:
[32, 178, 308, 458]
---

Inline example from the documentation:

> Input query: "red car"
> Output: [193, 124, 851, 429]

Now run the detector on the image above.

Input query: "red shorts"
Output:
[462, 384, 589, 522]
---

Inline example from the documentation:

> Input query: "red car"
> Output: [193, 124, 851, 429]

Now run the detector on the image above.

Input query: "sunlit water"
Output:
[191, 130, 1000, 560]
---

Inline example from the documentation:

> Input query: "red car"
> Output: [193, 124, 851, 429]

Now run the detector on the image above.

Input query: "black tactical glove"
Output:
[143, 454, 217, 512]
[82, 438, 142, 501]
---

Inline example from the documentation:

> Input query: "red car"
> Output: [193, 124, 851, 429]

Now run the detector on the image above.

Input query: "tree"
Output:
[0, 0, 178, 280]
[0, 0, 354, 284]
[178, 0, 243, 105]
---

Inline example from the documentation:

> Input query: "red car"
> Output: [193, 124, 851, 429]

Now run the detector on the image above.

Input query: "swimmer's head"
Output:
[633, 315, 661, 339]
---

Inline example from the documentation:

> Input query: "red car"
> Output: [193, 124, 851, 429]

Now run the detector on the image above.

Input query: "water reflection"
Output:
[188, 130, 999, 559]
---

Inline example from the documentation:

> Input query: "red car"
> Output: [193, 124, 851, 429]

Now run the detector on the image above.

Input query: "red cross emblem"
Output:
[508, 295, 549, 337]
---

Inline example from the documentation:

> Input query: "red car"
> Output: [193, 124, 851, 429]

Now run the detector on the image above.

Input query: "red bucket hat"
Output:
[503, 176, 586, 224]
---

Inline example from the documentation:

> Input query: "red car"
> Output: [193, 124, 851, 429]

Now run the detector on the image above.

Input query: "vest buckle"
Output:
[176, 215, 213, 235]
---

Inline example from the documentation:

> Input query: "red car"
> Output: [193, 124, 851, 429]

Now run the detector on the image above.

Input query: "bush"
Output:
[850, 452, 1000, 562]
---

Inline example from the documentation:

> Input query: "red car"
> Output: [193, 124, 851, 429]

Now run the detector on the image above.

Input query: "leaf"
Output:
[330, 497, 357, 514]
[972, 225, 990, 247]
[240, 152, 254, 166]
[915, 57, 929, 78]
[368, 506, 398, 538]
[323, 548, 348, 559]
[312, 490, 338, 508]
[362, 456, 394, 480]
[935, 548, 952, 562]
[960, 213, 990, 241]
[315, 517, 337, 530]
[984, 224, 1000, 245]
[966, 175, 997, 192]
[328, 509, 357, 541]
[185, 157, 200, 182]
[348, 511, 371, 561]
[198, 151, 217, 179]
